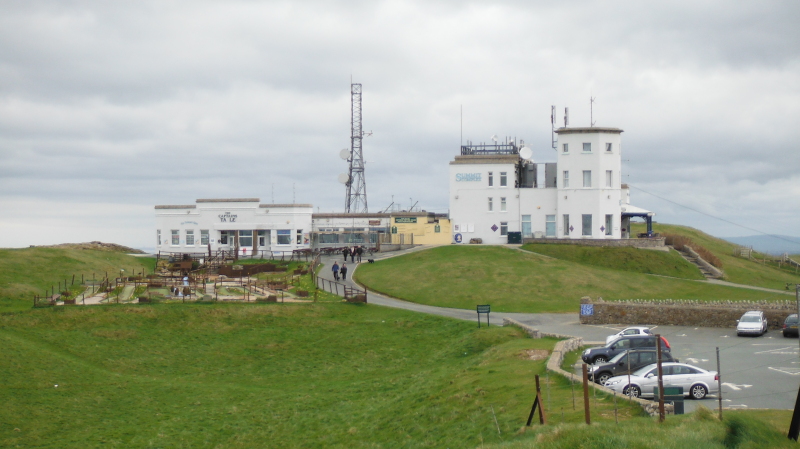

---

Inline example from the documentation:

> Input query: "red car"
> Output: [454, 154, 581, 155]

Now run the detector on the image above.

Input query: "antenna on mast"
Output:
[343, 82, 370, 213]
[590, 96, 597, 127]
[564, 107, 569, 127]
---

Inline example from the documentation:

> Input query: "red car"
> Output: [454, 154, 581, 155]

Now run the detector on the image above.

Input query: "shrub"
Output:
[664, 234, 723, 269]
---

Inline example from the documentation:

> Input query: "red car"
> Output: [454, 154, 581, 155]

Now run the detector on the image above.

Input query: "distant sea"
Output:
[723, 235, 800, 255]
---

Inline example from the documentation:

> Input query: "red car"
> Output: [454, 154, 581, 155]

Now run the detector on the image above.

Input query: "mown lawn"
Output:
[354, 245, 790, 313]
[0, 303, 640, 448]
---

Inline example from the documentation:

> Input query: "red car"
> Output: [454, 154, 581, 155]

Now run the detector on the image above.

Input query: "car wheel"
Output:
[592, 356, 607, 364]
[690, 384, 708, 400]
[784, 332, 790, 338]
[596, 372, 612, 385]
[623, 385, 641, 398]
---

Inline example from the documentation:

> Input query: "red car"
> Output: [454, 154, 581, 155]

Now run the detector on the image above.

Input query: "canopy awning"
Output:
[621, 205, 655, 217]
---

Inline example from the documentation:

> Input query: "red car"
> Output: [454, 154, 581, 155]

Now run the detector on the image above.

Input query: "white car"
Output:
[605, 326, 652, 344]
[604, 362, 718, 400]
[736, 311, 768, 336]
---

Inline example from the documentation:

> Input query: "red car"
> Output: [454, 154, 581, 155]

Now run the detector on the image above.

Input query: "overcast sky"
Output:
[1, 0, 798, 250]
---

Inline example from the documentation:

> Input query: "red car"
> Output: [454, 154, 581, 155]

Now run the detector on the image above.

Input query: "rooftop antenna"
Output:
[551, 105, 557, 149]
[590, 96, 597, 127]
[564, 107, 569, 127]
[344, 82, 370, 213]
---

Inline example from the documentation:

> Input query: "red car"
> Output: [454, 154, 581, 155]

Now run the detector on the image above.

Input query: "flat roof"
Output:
[154, 205, 196, 210]
[555, 127, 623, 134]
[196, 198, 260, 203]
[450, 154, 520, 165]
[259, 204, 313, 208]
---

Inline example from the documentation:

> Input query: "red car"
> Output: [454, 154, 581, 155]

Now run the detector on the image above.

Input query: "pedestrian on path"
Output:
[332, 261, 340, 281]
[350, 247, 355, 263]
[341, 263, 348, 280]
[356, 246, 363, 263]
[342, 247, 350, 263]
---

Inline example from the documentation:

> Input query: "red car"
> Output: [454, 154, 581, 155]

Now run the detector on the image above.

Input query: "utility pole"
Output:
[656, 334, 665, 422]
[717, 347, 723, 421]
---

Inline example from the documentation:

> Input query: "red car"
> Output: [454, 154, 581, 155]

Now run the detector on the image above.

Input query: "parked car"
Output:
[605, 327, 653, 344]
[783, 314, 799, 338]
[589, 349, 678, 385]
[736, 310, 768, 336]
[604, 362, 718, 399]
[581, 335, 668, 365]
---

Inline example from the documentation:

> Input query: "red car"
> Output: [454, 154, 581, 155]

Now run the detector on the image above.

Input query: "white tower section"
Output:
[555, 127, 623, 239]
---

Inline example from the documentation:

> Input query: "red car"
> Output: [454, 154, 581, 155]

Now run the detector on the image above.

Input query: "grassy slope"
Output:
[634, 223, 800, 289]
[354, 245, 788, 313]
[0, 303, 640, 448]
[0, 247, 156, 312]
[522, 243, 705, 280]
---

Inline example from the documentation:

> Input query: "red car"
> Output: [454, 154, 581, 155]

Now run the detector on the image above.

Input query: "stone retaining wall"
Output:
[521, 237, 665, 248]
[503, 317, 671, 416]
[579, 296, 797, 329]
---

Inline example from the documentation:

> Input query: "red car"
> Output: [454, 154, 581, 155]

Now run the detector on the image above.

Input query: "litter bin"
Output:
[507, 231, 522, 244]
[653, 386, 684, 415]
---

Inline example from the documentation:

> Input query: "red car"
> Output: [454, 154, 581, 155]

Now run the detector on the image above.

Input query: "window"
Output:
[277, 229, 291, 245]
[605, 214, 613, 236]
[583, 170, 592, 188]
[500, 222, 508, 236]
[563, 171, 569, 188]
[583, 142, 591, 152]
[296, 230, 303, 244]
[606, 170, 612, 188]
[545, 215, 556, 237]
[186, 230, 195, 246]
[563, 214, 570, 236]
[319, 234, 338, 244]
[488, 197, 493, 211]
[157, 230, 161, 246]
[562, 143, 569, 153]
[500, 172, 507, 187]
[606, 142, 612, 152]
[239, 230, 253, 247]
[200, 230, 209, 245]
[171, 230, 179, 245]
[522, 215, 532, 238]
[500, 197, 507, 212]
[488, 172, 493, 186]
[434, 224, 441, 233]
[220, 231, 229, 245]
[582, 214, 592, 236]
[257, 230, 268, 246]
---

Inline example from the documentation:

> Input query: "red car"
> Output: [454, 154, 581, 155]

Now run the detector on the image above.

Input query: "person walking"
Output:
[356, 246, 363, 263]
[332, 261, 340, 281]
[342, 247, 350, 263]
[350, 246, 355, 263]
[340, 263, 348, 280]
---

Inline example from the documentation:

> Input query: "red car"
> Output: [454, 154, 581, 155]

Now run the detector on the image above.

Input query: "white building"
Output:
[155, 199, 313, 255]
[449, 127, 654, 244]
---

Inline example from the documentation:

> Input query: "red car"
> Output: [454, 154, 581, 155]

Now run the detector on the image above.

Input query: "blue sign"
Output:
[454, 233, 463, 243]
[580, 304, 594, 316]
[455, 173, 482, 182]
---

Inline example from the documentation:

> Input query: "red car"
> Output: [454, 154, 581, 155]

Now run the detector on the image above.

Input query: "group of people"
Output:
[331, 246, 365, 281]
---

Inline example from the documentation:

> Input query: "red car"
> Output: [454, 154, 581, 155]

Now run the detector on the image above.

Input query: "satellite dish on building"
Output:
[337, 173, 350, 184]
[339, 148, 350, 160]
[491, 134, 498, 142]
[519, 146, 533, 160]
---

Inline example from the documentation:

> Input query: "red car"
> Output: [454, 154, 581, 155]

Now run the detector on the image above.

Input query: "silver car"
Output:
[604, 362, 718, 400]
[736, 310, 768, 336]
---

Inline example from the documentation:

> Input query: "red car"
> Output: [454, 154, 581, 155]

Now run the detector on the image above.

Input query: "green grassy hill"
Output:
[0, 303, 640, 448]
[633, 223, 800, 290]
[354, 245, 795, 313]
[0, 246, 155, 312]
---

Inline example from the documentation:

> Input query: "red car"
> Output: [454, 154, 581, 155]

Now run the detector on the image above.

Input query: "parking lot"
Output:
[572, 323, 800, 412]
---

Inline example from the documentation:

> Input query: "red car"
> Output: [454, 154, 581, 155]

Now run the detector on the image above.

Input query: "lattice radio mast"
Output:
[345, 82, 370, 213]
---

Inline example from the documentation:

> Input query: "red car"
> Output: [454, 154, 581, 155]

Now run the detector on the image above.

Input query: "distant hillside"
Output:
[723, 235, 800, 255]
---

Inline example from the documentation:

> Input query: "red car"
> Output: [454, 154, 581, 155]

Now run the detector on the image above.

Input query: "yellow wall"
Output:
[390, 217, 452, 245]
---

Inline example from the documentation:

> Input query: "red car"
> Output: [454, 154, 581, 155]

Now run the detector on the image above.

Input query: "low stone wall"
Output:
[378, 244, 417, 252]
[504, 317, 671, 416]
[521, 237, 665, 248]
[579, 296, 797, 329]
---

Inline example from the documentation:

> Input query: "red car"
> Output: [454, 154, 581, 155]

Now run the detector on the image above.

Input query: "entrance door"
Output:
[522, 215, 532, 238]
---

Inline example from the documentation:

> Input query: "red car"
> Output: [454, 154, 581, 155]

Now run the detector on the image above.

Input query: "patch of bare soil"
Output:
[39, 241, 145, 254]
[521, 349, 550, 361]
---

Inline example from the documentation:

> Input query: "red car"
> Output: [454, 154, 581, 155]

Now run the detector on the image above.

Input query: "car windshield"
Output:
[632, 364, 658, 377]
[608, 351, 627, 364]
[787, 315, 798, 324]
[741, 316, 762, 323]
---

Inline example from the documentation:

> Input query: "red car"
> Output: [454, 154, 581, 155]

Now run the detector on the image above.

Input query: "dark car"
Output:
[581, 335, 668, 365]
[783, 314, 799, 338]
[588, 349, 678, 385]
